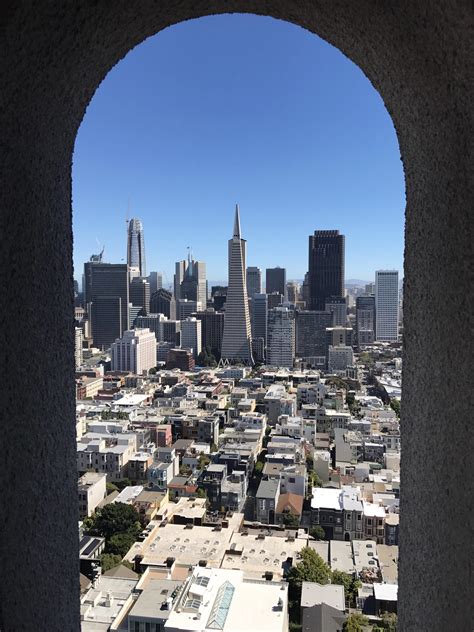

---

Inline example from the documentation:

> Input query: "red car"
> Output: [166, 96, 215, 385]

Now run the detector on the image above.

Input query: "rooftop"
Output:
[301, 581, 345, 612]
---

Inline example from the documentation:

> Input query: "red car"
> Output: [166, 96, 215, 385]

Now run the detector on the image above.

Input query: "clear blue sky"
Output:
[72, 14, 405, 287]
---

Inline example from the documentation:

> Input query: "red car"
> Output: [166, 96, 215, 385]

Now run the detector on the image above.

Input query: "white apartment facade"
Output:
[111, 328, 157, 374]
[180, 317, 202, 359]
[78, 471, 106, 518]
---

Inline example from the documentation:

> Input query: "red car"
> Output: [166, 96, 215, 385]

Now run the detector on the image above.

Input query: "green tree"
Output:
[106, 531, 137, 557]
[86, 503, 142, 541]
[309, 472, 323, 488]
[309, 525, 326, 540]
[106, 481, 118, 494]
[100, 553, 123, 572]
[197, 345, 218, 367]
[198, 453, 211, 470]
[114, 478, 133, 491]
[254, 461, 264, 475]
[331, 570, 361, 607]
[287, 547, 332, 602]
[282, 512, 300, 528]
[210, 442, 218, 453]
[196, 487, 207, 499]
[343, 613, 369, 632]
[148, 367, 157, 375]
[379, 613, 397, 631]
[390, 399, 401, 418]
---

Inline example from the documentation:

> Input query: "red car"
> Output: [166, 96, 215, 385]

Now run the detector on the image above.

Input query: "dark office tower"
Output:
[286, 282, 299, 305]
[129, 277, 150, 316]
[196, 309, 225, 357]
[221, 205, 253, 364]
[147, 271, 162, 295]
[356, 296, 376, 347]
[266, 267, 287, 300]
[127, 217, 146, 278]
[84, 261, 129, 349]
[308, 230, 345, 310]
[252, 293, 268, 349]
[267, 292, 283, 311]
[295, 310, 333, 365]
[211, 286, 227, 311]
[150, 288, 176, 320]
[246, 267, 262, 299]
[325, 296, 347, 326]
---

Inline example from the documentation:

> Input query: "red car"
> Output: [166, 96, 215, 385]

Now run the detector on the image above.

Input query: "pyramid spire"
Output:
[233, 204, 241, 238]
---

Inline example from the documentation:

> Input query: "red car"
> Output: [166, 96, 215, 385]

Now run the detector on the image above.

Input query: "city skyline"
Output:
[72, 14, 405, 284]
[79, 209, 400, 292]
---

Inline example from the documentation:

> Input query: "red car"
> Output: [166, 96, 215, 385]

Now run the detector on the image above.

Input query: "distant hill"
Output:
[345, 279, 370, 287]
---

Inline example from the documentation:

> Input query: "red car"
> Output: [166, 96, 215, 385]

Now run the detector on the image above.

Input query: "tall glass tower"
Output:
[308, 230, 345, 311]
[127, 217, 146, 278]
[221, 205, 254, 365]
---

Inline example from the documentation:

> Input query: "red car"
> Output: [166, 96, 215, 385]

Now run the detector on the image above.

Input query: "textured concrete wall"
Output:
[0, 2, 472, 630]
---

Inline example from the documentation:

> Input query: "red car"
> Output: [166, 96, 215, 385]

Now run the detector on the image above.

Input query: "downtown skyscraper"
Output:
[221, 205, 253, 364]
[127, 217, 146, 278]
[308, 230, 345, 310]
[375, 270, 399, 341]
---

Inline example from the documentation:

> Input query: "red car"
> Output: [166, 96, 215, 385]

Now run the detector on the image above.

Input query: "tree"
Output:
[196, 487, 207, 499]
[309, 472, 322, 488]
[210, 443, 218, 453]
[100, 553, 122, 572]
[86, 503, 142, 541]
[343, 613, 369, 632]
[100, 554, 135, 573]
[309, 525, 326, 540]
[198, 452, 210, 470]
[114, 478, 133, 491]
[197, 345, 217, 367]
[287, 547, 332, 602]
[106, 531, 137, 557]
[106, 481, 118, 494]
[148, 367, 157, 375]
[254, 461, 264, 475]
[331, 570, 361, 607]
[379, 613, 397, 631]
[282, 512, 300, 528]
[390, 399, 401, 418]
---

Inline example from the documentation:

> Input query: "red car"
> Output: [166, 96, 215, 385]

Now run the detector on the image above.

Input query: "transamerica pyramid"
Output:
[221, 205, 254, 365]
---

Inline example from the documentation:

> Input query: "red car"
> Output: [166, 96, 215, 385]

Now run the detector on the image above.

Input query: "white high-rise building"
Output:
[181, 317, 202, 359]
[111, 328, 156, 374]
[74, 327, 83, 369]
[267, 306, 295, 368]
[221, 205, 254, 364]
[375, 270, 399, 341]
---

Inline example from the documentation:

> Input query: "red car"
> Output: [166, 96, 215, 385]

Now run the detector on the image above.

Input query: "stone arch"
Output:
[1, 3, 472, 631]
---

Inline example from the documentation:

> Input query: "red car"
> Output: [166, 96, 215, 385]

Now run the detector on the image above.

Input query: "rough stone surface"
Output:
[0, 2, 472, 630]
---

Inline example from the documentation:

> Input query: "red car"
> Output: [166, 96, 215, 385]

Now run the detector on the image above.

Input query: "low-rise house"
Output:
[276, 492, 304, 525]
[80, 575, 138, 632]
[133, 489, 168, 524]
[362, 501, 386, 543]
[255, 478, 281, 524]
[128, 451, 153, 482]
[301, 581, 345, 614]
[77, 433, 136, 481]
[78, 472, 106, 519]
